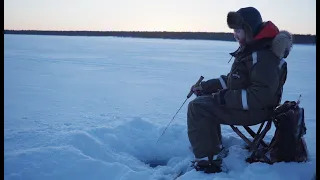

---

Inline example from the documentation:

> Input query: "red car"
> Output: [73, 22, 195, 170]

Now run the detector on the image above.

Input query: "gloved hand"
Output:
[191, 84, 203, 96]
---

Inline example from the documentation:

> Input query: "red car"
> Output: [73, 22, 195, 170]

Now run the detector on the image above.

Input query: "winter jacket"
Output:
[200, 21, 292, 110]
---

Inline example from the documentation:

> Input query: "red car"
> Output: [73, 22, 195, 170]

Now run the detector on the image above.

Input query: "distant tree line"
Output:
[3, 30, 316, 45]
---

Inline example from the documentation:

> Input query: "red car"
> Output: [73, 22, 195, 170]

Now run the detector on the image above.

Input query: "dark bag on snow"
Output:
[269, 100, 309, 163]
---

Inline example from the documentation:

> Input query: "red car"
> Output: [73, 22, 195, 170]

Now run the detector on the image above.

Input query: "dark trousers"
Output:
[187, 95, 270, 159]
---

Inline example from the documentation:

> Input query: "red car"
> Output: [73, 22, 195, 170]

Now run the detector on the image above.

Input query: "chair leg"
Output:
[246, 120, 273, 163]
[230, 125, 252, 146]
[230, 120, 274, 164]
[256, 121, 265, 135]
[243, 121, 265, 139]
[249, 120, 272, 152]
[246, 150, 272, 164]
[243, 126, 268, 148]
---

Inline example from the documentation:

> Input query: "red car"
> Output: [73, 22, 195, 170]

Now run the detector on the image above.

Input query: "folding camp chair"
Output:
[230, 119, 273, 164]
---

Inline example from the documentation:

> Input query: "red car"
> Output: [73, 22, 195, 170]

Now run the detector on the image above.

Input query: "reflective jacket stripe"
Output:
[241, 89, 249, 110]
[219, 76, 227, 89]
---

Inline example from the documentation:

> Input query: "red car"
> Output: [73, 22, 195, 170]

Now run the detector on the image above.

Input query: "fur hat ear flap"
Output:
[243, 23, 254, 42]
[227, 11, 244, 29]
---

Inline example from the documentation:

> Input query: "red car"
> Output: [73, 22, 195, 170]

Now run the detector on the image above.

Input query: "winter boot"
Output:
[191, 147, 229, 173]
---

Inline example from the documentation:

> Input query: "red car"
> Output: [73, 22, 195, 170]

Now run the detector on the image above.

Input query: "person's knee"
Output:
[187, 100, 198, 119]
[188, 99, 194, 108]
[188, 99, 199, 111]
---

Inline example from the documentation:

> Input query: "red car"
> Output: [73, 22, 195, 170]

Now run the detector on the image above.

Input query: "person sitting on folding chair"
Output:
[187, 6, 293, 173]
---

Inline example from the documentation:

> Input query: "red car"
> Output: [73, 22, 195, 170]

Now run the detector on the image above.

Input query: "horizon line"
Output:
[4, 29, 316, 36]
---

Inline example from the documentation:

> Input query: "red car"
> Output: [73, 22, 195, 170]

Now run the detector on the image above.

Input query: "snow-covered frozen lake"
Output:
[4, 34, 316, 180]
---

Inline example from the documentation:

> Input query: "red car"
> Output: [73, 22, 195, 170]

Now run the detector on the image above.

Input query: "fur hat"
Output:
[227, 7, 263, 40]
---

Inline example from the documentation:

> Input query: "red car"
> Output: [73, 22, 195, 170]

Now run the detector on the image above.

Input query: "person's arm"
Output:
[199, 75, 229, 94]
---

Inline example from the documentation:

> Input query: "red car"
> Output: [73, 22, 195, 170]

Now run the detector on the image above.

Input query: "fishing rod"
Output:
[156, 75, 204, 143]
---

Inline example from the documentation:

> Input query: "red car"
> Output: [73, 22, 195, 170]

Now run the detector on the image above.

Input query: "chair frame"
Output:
[230, 119, 274, 164]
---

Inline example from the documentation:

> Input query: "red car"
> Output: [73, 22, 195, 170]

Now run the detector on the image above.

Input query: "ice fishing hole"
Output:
[142, 159, 169, 168]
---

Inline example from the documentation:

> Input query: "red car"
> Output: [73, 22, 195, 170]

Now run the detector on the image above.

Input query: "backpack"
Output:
[268, 99, 309, 163]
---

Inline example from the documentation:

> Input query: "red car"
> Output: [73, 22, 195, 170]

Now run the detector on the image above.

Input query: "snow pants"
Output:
[187, 95, 272, 159]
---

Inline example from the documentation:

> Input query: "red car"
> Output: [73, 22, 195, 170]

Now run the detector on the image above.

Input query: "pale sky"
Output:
[4, 0, 316, 35]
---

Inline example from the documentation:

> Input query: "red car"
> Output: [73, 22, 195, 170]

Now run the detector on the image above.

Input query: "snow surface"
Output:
[4, 34, 316, 180]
